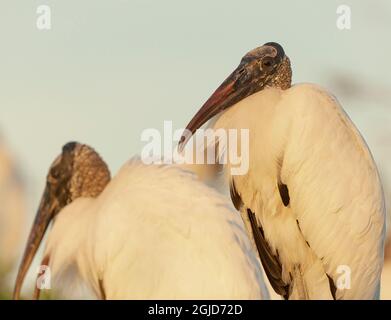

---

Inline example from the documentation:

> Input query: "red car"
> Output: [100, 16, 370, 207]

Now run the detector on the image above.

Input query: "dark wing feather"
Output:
[230, 180, 244, 211]
[99, 279, 106, 300]
[247, 209, 290, 298]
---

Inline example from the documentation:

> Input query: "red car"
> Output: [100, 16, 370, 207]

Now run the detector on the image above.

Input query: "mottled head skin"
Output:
[44, 142, 111, 215]
[59, 142, 110, 202]
[239, 42, 292, 91]
[269, 56, 292, 90]
[179, 42, 292, 150]
[13, 142, 110, 300]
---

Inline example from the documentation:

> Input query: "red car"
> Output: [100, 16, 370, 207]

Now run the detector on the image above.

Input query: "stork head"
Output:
[179, 42, 292, 150]
[13, 142, 110, 299]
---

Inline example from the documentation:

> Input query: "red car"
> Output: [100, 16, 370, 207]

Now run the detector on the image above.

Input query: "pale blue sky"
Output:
[1, 0, 390, 211]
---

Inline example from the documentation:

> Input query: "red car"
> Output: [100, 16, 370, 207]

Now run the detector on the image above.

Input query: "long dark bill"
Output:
[178, 65, 254, 152]
[13, 186, 54, 300]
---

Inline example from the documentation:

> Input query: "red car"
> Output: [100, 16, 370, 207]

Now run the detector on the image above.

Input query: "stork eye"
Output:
[262, 58, 273, 70]
[49, 171, 59, 182]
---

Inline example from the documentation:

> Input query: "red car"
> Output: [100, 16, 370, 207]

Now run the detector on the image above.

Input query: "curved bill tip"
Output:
[32, 255, 50, 300]
[178, 75, 238, 152]
[178, 130, 192, 154]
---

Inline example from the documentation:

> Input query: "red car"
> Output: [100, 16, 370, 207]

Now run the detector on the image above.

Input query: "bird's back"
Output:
[281, 84, 386, 299]
[47, 159, 269, 299]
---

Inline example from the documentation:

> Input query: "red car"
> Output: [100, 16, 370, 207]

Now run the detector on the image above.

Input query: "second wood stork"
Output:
[13, 142, 269, 300]
[179, 42, 386, 299]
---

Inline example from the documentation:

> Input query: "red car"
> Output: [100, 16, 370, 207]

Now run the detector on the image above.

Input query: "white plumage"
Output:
[180, 42, 386, 299]
[14, 146, 269, 300]
[214, 84, 385, 299]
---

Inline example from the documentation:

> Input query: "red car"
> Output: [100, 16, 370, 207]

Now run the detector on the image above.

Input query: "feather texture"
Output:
[206, 83, 386, 299]
[43, 159, 269, 300]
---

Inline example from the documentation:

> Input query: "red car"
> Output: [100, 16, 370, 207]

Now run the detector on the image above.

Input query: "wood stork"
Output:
[179, 42, 386, 299]
[13, 142, 269, 300]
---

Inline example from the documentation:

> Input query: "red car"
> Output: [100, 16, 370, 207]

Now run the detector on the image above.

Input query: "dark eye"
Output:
[50, 166, 62, 180]
[48, 172, 58, 183]
[262, 58, 274, 69]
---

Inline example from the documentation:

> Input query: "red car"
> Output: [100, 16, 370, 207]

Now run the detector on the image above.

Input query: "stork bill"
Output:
[180, 42, 386, 300]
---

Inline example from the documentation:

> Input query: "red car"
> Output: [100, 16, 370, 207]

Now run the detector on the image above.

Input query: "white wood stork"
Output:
[179, 42, 386, 300]
[13, 142, 269, 300]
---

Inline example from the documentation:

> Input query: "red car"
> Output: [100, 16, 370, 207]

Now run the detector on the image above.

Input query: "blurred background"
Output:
[0, 0, 390, 299]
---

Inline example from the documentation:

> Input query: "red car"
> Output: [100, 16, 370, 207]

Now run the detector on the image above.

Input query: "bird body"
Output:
[14, 144, 269, 300]
[212, 84, 386, 299]
[180, 42, 386, 299]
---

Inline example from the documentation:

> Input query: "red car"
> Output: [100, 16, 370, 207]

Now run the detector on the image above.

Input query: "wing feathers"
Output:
[247, 209, 289, 298]
[230, 180, 244, 211]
